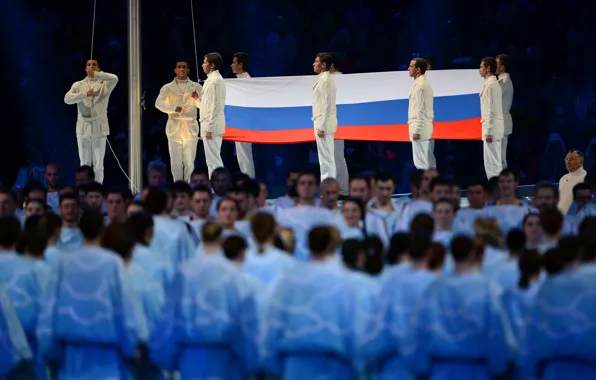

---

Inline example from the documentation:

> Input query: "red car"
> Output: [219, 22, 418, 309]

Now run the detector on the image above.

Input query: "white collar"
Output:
[318, 71, 331, 78]
[484, 75, 497, 83]
[569, 167, 586, 176]
[236, 72, 250, 78]
[207, 70, 221, 79]
[414, 75, 426, 84]
[498, 72, 510, 80]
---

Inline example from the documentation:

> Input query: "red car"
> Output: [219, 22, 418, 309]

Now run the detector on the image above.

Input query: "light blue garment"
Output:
[537, 240, 558, 255]
[453, 208, 486, 237]
[482, 205, 535, 236]
[150, 215, 195, 267]
[243, 245, 297, 287]
[55, 227, 83, 251]
[150, 254, 259, 379]
[562, 214, 577, 236]
[127, 263, 166, 380]
[481, 246, 510, 280]
[44, 244, 69, 270]
[492, 258, 519, 291]
[518, 271, 596, 379]
[367, 200, 401, 237]
[276, 206, 347, 261]
[26, 258, 52, 290]
[395, 200, 433, 232]
[433, 230, 454, 249]
[272, 195, 294, 210]
[379, 261, 411, 285]
[405, 272, 516, 380]
[36, 246, 148, 380]
[501, 282, 541, 344]
[365, 266, 437, 380]
[575, 262, 596, 280]
[0, 284, 33, 377]
[261, 259, 359, 380]
[188, 218, 207, 245]
[343, 226, 365, 240]
[575, 202, 596, 225]
[363, 212, 390, 248]
[132, 244, 175, 291]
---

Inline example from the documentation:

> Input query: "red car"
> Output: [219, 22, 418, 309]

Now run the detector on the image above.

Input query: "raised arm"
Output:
[64, 82, 86, 105]
[155, 85, 177, 114]
[94, 71, 119, 94]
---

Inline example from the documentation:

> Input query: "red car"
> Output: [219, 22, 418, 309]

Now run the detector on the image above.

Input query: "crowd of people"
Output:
[1, 150, 596, 378]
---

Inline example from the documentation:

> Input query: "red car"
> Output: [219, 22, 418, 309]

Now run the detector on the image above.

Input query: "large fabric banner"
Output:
[223, 69, 485, 144]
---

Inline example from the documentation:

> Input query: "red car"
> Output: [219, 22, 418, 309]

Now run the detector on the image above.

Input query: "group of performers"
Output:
[65, 51, 514, 186]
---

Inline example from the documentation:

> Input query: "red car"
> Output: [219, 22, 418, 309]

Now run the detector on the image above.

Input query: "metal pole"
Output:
[127, 0, 142, 192]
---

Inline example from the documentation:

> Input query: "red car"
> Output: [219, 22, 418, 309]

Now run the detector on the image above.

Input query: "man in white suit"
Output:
[200, 52, 227, 177]
[479, 57, 505, 180]
[155, 61, 203, 182]
[408, 57, 436, 170]
[230, 52, 255, 177]
[64, 59, 119, 184]
[328, 52, 349, 197]
[312, 53, 338, 182]
[496, 54, 514, 169]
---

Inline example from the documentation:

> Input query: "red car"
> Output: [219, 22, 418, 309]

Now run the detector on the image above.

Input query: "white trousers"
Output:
[484, 139, 503, 180]
[235, 142, 255, 177]
[334, 140, 349, 195]
[204, 136, 224, 178]
[501, 135, 509, 169]
[412, 139, 437, 170]
[168, 138, 198, 182]
[77, 136, 107, 183]
[316, 132, 336, 181]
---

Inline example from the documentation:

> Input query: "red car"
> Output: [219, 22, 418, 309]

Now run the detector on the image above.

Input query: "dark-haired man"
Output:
[156, 61, 203, 182]
[201, 52, 226, 177]
[230, 52, 256, 178]
[479, 57, 504, 180]
[408, 58, 436, 170]
[496, 54, 514, 169]
[312, 53, 338, 184]
[65, 59, 119, 184]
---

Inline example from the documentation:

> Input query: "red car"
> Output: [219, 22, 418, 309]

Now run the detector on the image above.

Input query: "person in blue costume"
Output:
[261, 226, 360, 380]
[518, 246, 596, 379]
[55, 192, 83, 251]
[364, 232, 438, 380]
[0, 283, 34, 379]
[0, 216, 41, 379]
[126, 211, 175, 291]
[101, 223, 165, 380]
[405, 235, 516, 380]
[150, 221, 259, 379]
[36, 210, 148, 380]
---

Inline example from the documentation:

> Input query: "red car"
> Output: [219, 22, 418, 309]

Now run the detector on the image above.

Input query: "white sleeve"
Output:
[193, 83, 203, 108]
[64, 82, 86, 105]
[94, 71, 119, 94]
[484, 85, 498, 135]
[155, 85, 176, 114]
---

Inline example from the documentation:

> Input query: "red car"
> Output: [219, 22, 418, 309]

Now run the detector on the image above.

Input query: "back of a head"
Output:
[428, 242, 446, 271]
[0, 216, 22, 249]
[308, 226, 333, 256]
[364, 236, 384, 275]
[388, 232, 409, 264]
[474, 217, 503, 247]
[222, 235, 248, 262]
[578, 217, 596, 238]
[543, 248, 567, 276]
[126, 211, 154, 244]
[580, 236, 596, 262]
[79, 210, 105, 241]
[410, 214, 435, 238]
[202, 221, 223, 244]
[539, 207, 564, 236]
[101, 223, 135, 261]
[274, 228, 295, 254]
[558, 235, 581, 265]
[506, 229, 526, 253]
[251, 212, 276, 244]
[450, 235, 478, 263]
[143, 187, 167, 215]
[408, 233, 432, 261]
[518, 249, 542, 289]
[38, 212, 62, 238]
[341, 239, 364, 269]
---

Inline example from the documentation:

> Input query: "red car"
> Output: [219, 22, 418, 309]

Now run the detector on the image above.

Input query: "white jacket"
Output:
[199, 70, 226, 137]
[312, 71, 338, 134]
[479, 76, 504, 141]
[408, 75, 434, 141]
[498, 73, 514, 135]
[64, 71, 119, 138]
[236, 72, 251, 79]
[155, 78, 202, 139]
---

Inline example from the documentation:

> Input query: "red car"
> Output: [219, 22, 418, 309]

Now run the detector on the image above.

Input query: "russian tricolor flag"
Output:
[223, 69, 485, 144]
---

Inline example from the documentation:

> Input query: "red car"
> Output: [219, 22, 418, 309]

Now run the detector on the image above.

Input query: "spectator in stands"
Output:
[44, 163, 61, 212]
[0, 188, 18, 218]
[105, 188, 127, 224]
[558, 149, 587, 215]
[189, 169, 209, 188]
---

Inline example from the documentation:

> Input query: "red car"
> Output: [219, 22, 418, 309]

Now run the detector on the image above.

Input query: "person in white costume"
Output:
[312, 53, 338, 182]
[329, 52, 349, 196]
[408, 58, 436, 170]
[230, 52, 256, 177]
[200, 52, 227, 178]
[479, 57, 505, 180]
[496, 54, 514, 169]
[155, 61, 203, 182]
[64, 59, 119, 184]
